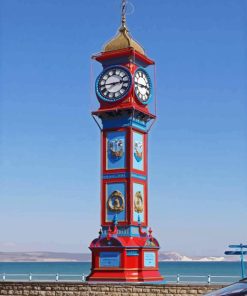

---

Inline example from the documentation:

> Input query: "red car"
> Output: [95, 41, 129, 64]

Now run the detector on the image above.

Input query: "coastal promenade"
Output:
[0, 282, 225, 296]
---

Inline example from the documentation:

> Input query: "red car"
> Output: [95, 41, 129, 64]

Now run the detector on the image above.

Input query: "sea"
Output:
[0, 262, 246, 284]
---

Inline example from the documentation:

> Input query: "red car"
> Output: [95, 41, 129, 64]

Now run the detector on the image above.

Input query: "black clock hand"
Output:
[105, 81, 119, 86]
[105, 79, 123, 87]
[108, 84, 118, 90]
[137, 83, 148, 89]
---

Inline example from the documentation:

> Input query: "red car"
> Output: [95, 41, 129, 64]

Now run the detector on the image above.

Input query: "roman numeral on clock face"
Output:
[134, 69, 152, 104]
[96, 66, 132, 102]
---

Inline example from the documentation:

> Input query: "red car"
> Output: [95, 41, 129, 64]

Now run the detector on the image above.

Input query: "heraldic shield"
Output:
[134, 141, 143, 162]
[108, 138, 124, 161]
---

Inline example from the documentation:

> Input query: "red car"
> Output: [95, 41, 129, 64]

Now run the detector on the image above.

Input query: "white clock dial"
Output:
[134, 69, 152, 104]
[97, 67, 131, 101]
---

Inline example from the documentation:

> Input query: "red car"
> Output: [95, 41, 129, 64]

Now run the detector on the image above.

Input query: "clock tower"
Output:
[86, 1, 163, 282]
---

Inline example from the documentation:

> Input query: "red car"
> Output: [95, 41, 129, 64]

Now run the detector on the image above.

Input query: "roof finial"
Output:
[102, 0, 145, 54]
[121, 0, 127, 28]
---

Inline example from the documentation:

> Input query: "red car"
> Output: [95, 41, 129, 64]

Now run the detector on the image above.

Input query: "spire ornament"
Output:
[121, 0, 127, 28]
[102, 0, 145, 54]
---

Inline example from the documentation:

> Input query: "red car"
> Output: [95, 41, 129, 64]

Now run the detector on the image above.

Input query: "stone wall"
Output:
[0, 282, 225, 296]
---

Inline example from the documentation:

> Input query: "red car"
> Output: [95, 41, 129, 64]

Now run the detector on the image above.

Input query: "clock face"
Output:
[96, 66, 132, 102]
[134, 69, 152, 104]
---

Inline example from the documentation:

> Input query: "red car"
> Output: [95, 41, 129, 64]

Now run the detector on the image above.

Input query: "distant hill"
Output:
[0, 251, 236, 262]
[0, 252, 90, 262]
[158, 251, 231, 262]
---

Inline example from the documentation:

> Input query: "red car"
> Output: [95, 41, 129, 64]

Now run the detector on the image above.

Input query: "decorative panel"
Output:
[100, 252, 120, 267]
[106, 182, 126, 222]
[133, 182, 144, 222]
[144, 252, 156, 267]
[106, 131, 126, 170]
[127, 250, 139, 256]
[133, 131, 144, 171]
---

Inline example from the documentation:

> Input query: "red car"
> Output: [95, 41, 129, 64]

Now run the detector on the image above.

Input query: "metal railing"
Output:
[0, 273, 240, 284]
[164, 274, 240, 284]
[0, 273, 86, 282]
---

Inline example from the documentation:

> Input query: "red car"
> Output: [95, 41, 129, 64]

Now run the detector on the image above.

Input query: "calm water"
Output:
[0, 262, 245, 284]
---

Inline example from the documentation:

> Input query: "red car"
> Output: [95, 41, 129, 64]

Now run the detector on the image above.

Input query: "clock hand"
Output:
[137, 83, 148, 89]
[105, 79, 123, 86]
[108, 82, 122, 90]
[105, 81, 119, 86]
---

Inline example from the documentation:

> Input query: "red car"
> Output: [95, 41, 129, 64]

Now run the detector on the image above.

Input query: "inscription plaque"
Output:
[100, 252, 120, 267]
[144, 251, 156, 267]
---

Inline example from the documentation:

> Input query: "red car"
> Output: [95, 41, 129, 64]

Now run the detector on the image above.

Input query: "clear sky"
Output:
[1, 0, 246, 256]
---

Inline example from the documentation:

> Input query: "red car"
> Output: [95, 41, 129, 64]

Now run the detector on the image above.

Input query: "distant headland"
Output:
[0, 251, 236, 262]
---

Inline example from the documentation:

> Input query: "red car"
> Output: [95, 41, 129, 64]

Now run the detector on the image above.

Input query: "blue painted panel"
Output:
[144, 252, 156, 267]
[130, 225, 146, 236]
[101, 116, 147, 131]
[102, 172, 147, 181]
[102, 117, 130, 129]
[106, 131, 126, 170]
[132, 118, 147, 128]
[132, 121, 147, 132]
[103, 172, 129, 179]
[127, 250, 139, 256]
[100, 252, 120, 267]
[133, 131, 144, 171]
[133, 183, 144, 222]
[131, 173, 147, 180]
[106, 182, 126, 222]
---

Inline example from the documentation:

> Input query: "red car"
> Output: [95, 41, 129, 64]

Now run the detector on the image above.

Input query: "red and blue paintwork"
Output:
[87, 48, 163, 282]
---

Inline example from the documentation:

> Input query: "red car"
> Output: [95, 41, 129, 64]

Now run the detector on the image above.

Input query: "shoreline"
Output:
[0, 260, 240, 263]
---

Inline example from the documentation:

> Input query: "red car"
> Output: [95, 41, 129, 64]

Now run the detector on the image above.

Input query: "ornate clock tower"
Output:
[86, 1, 163, 282]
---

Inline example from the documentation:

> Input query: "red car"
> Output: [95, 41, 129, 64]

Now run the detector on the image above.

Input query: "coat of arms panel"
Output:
[106, 131, 126, 170]
[106, 182, 126, 222]
[133, 131, 144, 171]
[133, 182, 145, 222]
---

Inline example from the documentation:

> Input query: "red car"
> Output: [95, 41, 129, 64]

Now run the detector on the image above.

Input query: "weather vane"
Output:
[121, 0, 134, 27]
[121, 0, 127, 27]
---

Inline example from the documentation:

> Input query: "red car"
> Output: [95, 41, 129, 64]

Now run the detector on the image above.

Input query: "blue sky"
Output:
[0, 0, 246, 256]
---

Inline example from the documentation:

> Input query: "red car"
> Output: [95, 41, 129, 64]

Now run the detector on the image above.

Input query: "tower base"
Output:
[86, 235, 163, 282]
[87, 268, 163, 282]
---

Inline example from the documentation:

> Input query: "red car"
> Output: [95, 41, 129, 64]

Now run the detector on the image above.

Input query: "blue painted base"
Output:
[101, 226, 147, 237]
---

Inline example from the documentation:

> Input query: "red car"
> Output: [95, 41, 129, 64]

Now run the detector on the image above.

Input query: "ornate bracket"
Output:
[138, 215, 147, 237]
[106, 215, 118, 240]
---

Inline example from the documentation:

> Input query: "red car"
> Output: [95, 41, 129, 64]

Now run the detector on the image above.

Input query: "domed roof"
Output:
[103, 24, 145, 55]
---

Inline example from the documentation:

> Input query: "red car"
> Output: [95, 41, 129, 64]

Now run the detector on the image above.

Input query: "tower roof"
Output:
[103, 0, 145, 55]
[103, 24, 145, 55]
